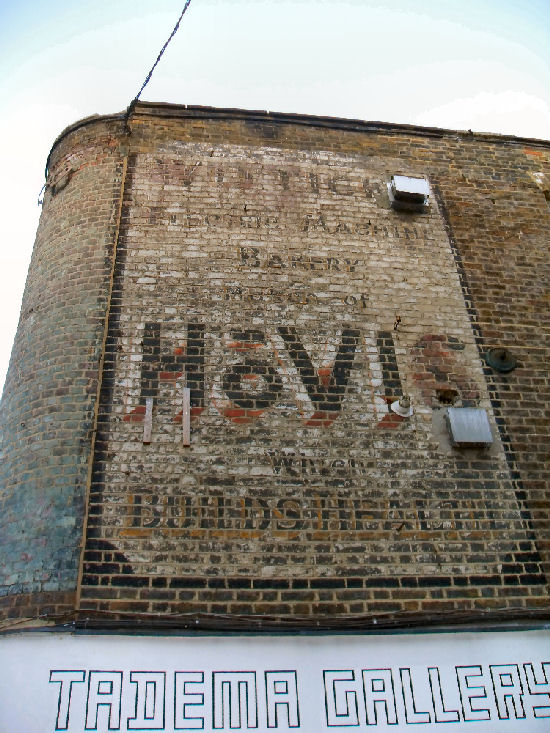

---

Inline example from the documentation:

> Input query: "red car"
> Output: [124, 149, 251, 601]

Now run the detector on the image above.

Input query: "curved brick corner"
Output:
[0, 119, 125, 610]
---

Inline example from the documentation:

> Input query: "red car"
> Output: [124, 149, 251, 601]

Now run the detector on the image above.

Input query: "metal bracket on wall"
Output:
[143, 398, 153, 444]
[182, 387, 191, 447]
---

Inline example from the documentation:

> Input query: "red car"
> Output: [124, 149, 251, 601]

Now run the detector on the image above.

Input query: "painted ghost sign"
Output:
[80, 143, 544, 607]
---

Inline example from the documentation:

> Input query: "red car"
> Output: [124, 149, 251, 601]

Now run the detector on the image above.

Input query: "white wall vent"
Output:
[388, 175, 430, 212]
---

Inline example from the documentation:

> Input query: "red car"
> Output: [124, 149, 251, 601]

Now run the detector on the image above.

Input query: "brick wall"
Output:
[1, 104, 549, 626]
[0, 118, 124, 602]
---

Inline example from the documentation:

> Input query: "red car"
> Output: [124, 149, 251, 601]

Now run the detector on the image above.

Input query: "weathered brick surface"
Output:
[0, 589, 75, 624]
[0, 119, 125, 602]
[1, 104, 549, 624]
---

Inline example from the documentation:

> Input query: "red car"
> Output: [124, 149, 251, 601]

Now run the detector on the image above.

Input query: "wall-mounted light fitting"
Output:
[391, 395, 413, 417]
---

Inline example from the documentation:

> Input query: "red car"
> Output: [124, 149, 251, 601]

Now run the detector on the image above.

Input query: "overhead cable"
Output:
[124, 0, 194, 130]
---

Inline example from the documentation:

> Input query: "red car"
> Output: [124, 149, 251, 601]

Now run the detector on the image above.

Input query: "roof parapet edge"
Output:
[46, 101, 550, 174]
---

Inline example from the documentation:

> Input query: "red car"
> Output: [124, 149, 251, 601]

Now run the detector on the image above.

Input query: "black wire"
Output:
[40, 1, 194, 190]
[124, 0, 194, 128]
[37, 182, 46, 206]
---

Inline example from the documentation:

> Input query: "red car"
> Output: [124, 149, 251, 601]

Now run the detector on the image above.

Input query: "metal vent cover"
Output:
[388, 175, 430, 212]
[446, 407, 493, 448]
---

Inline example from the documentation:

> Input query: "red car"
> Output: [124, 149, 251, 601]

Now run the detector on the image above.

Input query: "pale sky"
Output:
[1, 0, 549, 393]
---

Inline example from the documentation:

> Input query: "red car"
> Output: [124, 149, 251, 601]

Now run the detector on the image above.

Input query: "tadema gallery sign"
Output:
[1, 630, 550, 732]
